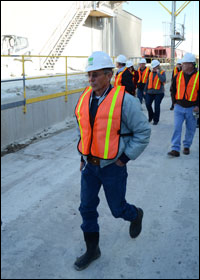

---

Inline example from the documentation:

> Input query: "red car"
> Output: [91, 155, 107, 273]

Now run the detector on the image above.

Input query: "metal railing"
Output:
[1, 54, 186, 113]
[1, 54, 90, 113]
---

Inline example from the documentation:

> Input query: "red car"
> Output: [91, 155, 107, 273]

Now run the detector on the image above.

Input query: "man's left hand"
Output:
[115, 159, 125, 167]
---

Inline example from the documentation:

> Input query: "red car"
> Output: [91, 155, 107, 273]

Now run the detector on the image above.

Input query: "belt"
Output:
[87, 156, 100, 166]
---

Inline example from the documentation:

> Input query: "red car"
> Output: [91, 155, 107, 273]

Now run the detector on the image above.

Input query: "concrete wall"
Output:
[1, 92, 81, 150]
[114, 8, 142, 58]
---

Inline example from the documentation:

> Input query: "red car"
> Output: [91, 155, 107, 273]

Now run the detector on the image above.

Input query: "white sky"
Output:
[123, 1, 199, 55]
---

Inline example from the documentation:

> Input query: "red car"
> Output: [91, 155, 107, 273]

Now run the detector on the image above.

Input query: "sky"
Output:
[123, 1, 199, 55]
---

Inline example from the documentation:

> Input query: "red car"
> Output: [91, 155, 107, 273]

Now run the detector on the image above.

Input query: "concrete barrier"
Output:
[1, 92, 81, 150]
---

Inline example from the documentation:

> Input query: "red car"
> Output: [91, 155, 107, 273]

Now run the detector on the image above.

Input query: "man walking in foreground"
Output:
[74, 51, 151, 271]
[168, 52, 199, 157]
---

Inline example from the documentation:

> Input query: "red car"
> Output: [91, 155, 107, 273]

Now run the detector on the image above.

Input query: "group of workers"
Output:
[115, 55, 166, 125]
[74, 51, 199, 270]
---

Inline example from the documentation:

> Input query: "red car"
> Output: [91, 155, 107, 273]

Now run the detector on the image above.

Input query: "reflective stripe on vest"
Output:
[114, 68, 127, 87]
[176, 71, 199, 102]
[147, 70, 164, 90]
[173, 67, 178, 77]
[138, 67, 150, 83]
[75, 86, 125, 159]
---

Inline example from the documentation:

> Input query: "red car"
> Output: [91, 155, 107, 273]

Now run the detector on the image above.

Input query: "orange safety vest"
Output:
[138, 67, 150, 84]
[176, 71, 199, 101]
[147, 70, 165, 90]
[114, 68, 127, 87]
[132, 71, 135, 83]
[173, 66, 179, 78]
[75, 86, 125, 160]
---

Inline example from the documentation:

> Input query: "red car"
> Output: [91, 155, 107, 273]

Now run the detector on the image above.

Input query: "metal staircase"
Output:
[39, 1, 126, 70]
[40, 2, 91, 70]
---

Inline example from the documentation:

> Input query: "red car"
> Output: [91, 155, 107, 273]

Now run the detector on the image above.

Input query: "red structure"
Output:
[141, 46, 185, 62]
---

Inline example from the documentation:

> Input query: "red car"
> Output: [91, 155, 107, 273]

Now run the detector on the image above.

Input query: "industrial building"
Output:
[1, 1, 142, 69]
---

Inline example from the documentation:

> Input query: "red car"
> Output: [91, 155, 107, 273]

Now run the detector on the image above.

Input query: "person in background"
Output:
[144, 60, 166, 125]
[126, 60, 139, 96]
[170, 59, 182, 110]
[137, 58, 150, 104]
[114, 54, 135, 95]
[168, 53, 199, 157]
[74, 51, 151, 271]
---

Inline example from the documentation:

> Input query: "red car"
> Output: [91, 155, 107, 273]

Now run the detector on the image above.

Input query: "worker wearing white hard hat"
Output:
[168, 52, 199, 157]
[114, 55, 135, 95]
[151, 59, 160, 69]
[85, 51, 115, 72]
[74, 51, 151, 270]
[139, 58, 147, 64]
[126, 60, 139, 96]
[144, 60, 166, 125]
[169, 59, 183, 110]
[126, 60, 133, 68]
[137, 58, 150, 104]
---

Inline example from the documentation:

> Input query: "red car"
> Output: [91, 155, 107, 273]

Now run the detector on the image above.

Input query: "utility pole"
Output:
[157, 1, 191, 69]
[171, 1, 176, 68]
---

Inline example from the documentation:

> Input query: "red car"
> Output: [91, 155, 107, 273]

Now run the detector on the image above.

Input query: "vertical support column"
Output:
[171, 1, 176, 69]
[22, 55, 27, 113]
[65, 56, 68, 102]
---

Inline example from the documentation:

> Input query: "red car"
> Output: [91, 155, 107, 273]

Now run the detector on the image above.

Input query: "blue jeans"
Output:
[145, 93, 164, 123]
[171, 104, 197, 152]
[137, 88, 146, 104]
[79, 162, 138, 232]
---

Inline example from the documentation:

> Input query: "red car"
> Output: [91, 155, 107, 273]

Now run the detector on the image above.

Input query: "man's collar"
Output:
[92, 84, 113, 99]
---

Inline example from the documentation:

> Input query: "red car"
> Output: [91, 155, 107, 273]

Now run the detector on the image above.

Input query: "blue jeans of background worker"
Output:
[79, 162, 138, 232]
[137, 88, 146, 104]
[171, 104, 197, 152]
[145, 93, 164, 123]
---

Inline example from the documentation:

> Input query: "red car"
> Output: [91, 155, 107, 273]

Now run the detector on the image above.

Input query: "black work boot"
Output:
[129, 208, 144, 238]
[74, 232, 101, 271]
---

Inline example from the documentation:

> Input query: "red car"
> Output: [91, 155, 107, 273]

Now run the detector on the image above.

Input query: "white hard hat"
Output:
[151, 60, 160, 68]
[116, 54, 127, 64]
[181, 52, 196, 63]
[85, 51, 115, 72]
[126, 60, 133, 68]
[176, 59, 182, 65]
[139, 58, 147, 64]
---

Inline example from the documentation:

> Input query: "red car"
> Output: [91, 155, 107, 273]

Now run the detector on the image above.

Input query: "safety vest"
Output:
[138, 67, 150, 84]
[173, 67, 179, 77]
[114, 68, 127, 87]
[147, 70, 165, 90]
[75, 86, 125, 160]
[176, 71, 199, 101]
[131, 71, 135, 82]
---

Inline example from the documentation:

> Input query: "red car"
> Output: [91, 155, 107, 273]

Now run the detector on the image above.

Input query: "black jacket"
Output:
[116, 68, 135, 95]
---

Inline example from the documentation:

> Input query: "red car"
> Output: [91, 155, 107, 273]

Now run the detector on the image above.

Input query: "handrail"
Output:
[2, 54, 195, 113]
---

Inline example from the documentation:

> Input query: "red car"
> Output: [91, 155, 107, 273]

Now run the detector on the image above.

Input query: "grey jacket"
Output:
[76, 88, 151, 168]
[144, 70, 166, 95]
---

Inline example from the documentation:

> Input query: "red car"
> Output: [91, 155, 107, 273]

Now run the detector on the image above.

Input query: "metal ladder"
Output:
[40, 3, 91, 69]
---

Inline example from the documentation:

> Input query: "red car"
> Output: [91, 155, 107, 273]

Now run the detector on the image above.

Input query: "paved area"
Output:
[1, 92, 199, 279]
